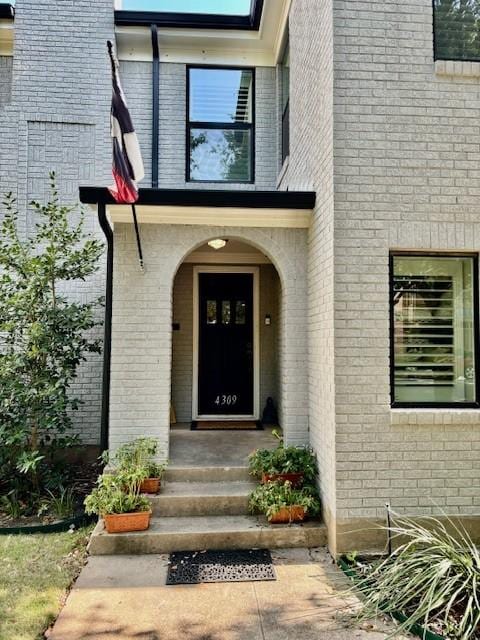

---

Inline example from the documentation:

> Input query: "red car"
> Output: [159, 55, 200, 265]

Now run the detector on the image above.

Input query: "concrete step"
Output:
[88, 515, 327, 555]
[164, 466, 252, 483]
[149, 481, 258, 516]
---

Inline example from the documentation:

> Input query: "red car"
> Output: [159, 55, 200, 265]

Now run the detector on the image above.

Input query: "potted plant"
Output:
[84, 472, 151, 533]
[104, 437, 167, 494]
[248, 432, 317, 487]
[248, 480, 321, 524]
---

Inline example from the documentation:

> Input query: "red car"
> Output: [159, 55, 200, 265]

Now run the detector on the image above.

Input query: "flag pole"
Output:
[131, 204, 144, 272]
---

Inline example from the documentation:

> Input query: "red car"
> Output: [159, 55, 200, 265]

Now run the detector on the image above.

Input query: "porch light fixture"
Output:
[208, 238, 228, 250]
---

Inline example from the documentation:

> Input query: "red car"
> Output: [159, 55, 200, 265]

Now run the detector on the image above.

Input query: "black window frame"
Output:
[432, 0, 480, 63]
[280, 39, 290, 165]
[389, 251, 480, 409]
[186, 64, 256, 184]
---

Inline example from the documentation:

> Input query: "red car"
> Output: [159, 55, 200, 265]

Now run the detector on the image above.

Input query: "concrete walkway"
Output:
[48, 548, 409, 640]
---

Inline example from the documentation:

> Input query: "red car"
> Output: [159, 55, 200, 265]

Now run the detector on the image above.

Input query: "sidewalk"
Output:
[48, 547, 408, 640]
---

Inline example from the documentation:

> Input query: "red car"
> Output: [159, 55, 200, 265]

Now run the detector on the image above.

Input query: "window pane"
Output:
[189, 69, 253, 123]
[190, 128, 251, 182]
[235, 300, 246, 324]
[120, 0, 252, 14]
[434, 1, 480, 61]
[392, 255, 476, 405]
[206, 300, 217, 324]
[222, 301, 231, 325]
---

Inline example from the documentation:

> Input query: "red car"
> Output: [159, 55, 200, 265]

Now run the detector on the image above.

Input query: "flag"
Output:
[107, 40, 145, 204]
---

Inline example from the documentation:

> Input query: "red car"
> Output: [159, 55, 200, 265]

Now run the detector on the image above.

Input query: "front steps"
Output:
[88, 466, 327, 555]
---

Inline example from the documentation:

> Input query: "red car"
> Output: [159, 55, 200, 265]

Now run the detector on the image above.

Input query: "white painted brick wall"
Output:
[109, 223, 309, 456]
[282, 0, 337, 539]
[332, 0, 480, 520]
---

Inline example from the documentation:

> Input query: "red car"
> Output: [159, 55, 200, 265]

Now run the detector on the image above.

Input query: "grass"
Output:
[0, 526, 92, 640]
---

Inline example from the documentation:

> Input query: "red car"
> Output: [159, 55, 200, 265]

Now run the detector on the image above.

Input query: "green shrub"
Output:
[249, 480, 321, 521]
[354, 512, 480, 639]
[0, 173, 103, 504]
[102, 437, 167, 483]
[84, 473, 150, 517]
[248, 440, 318, 484]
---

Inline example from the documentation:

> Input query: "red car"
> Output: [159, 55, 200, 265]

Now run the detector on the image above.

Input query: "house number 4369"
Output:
[214, 394, 238, 406]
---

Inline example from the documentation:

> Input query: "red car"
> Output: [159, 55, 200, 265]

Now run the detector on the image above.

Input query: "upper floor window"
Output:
[187, 67, 254, 183]
[118, 0, 251, 15]
[391, 253, 479, 407]
[434, 0, 480, 61]
[281, 40, 289, 164]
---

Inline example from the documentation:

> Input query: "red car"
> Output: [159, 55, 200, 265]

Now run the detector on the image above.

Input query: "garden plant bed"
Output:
[339, 555, 454, 640]
[0, 459, 102, 531]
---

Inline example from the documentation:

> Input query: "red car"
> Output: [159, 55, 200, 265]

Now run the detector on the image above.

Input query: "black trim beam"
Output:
[98, 203, 113, 453]
[115, 0, 263, 30]
[151, 24, 159, 188]
[80, 187, 316, 210]
[0, 3, 14, 19]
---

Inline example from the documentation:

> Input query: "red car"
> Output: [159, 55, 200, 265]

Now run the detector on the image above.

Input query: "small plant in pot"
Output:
[104, 437, 167, 494]
[248, 480, 321, 524]
[84, 472, 151, 533]
[248, 431, 318, 487]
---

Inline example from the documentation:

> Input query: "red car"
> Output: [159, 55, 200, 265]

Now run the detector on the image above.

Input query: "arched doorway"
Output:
[171, 239, 281, 427]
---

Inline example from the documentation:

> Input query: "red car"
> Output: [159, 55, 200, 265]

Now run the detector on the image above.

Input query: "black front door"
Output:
[198, 273, 254, 415]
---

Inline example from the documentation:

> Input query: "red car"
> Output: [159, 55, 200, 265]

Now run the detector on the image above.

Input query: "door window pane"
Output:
[222, 301, 231, 325]
[392, 255, 477, 405]
[206, 300, 217, 324]
[235, 300, 246, 325]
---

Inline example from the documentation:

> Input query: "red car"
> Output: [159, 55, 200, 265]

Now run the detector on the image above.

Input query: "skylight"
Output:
[118, 0, 252, 15]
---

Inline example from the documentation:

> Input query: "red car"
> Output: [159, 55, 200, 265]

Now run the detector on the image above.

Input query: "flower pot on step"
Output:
[262, 472, 304, 487]
[103, 510, 152, 533]
[140, 478, 161, 494]
[268, 505, 306, 524]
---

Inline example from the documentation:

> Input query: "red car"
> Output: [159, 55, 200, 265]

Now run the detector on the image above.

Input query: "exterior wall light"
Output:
[208, 238, 228, 250]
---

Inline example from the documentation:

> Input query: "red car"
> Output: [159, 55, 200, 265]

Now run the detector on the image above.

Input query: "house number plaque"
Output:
[214, 394, 238, 407]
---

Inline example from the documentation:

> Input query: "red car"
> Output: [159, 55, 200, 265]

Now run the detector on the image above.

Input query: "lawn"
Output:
[0, 527, 92, 640]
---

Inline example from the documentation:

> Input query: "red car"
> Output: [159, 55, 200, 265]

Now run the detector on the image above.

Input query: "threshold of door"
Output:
[191, 420, 263, 431]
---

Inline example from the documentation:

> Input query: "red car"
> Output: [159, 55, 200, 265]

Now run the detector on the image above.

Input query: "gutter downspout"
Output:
[151, 24, 159, 188]
[98, 202, 113, 453]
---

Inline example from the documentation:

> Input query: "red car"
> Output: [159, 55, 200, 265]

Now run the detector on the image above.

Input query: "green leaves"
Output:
[354, 512, 480, 639]
[248, 441, 318, 483]
[0, 173, 104, 500]
[84, 473, 151, 516]
[248, 480, 321, 520]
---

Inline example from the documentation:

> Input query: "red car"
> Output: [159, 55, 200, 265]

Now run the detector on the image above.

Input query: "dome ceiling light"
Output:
[208, 238, 228, 250]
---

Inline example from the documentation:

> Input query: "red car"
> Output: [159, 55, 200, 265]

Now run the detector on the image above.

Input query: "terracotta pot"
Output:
[140, 478, 161, 494]
[103, 509, 151, 534]
[262, 472, 304, 487]
[268, 505, 306, 524]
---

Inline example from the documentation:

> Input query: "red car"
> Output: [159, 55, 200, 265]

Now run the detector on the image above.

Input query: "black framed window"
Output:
[433, 0, 480, 62]
[187, 67, 254, 183]
[390, 253, 479, 407]
[280, 40, 289, 164]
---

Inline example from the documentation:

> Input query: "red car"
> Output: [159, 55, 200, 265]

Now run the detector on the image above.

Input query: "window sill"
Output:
[390, 408, 480, 426]
[435, 60, 480, 77]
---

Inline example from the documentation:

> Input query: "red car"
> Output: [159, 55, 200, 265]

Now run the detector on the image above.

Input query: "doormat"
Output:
[191, 420, 263, 431]
[166, 549, 276, 585]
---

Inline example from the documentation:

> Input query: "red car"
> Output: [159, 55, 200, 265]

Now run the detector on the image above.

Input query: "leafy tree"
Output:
[0, 173, 104, 500]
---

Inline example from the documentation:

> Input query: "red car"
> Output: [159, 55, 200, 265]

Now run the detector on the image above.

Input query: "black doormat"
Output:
[166, 549, 276, 584]
[191, 420, 263, 431]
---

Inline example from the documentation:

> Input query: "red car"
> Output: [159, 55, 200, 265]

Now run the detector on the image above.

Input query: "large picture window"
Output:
[434, 0, 480, 62]
[187, 67, 254, 183]
[391, 254, 479, 407]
